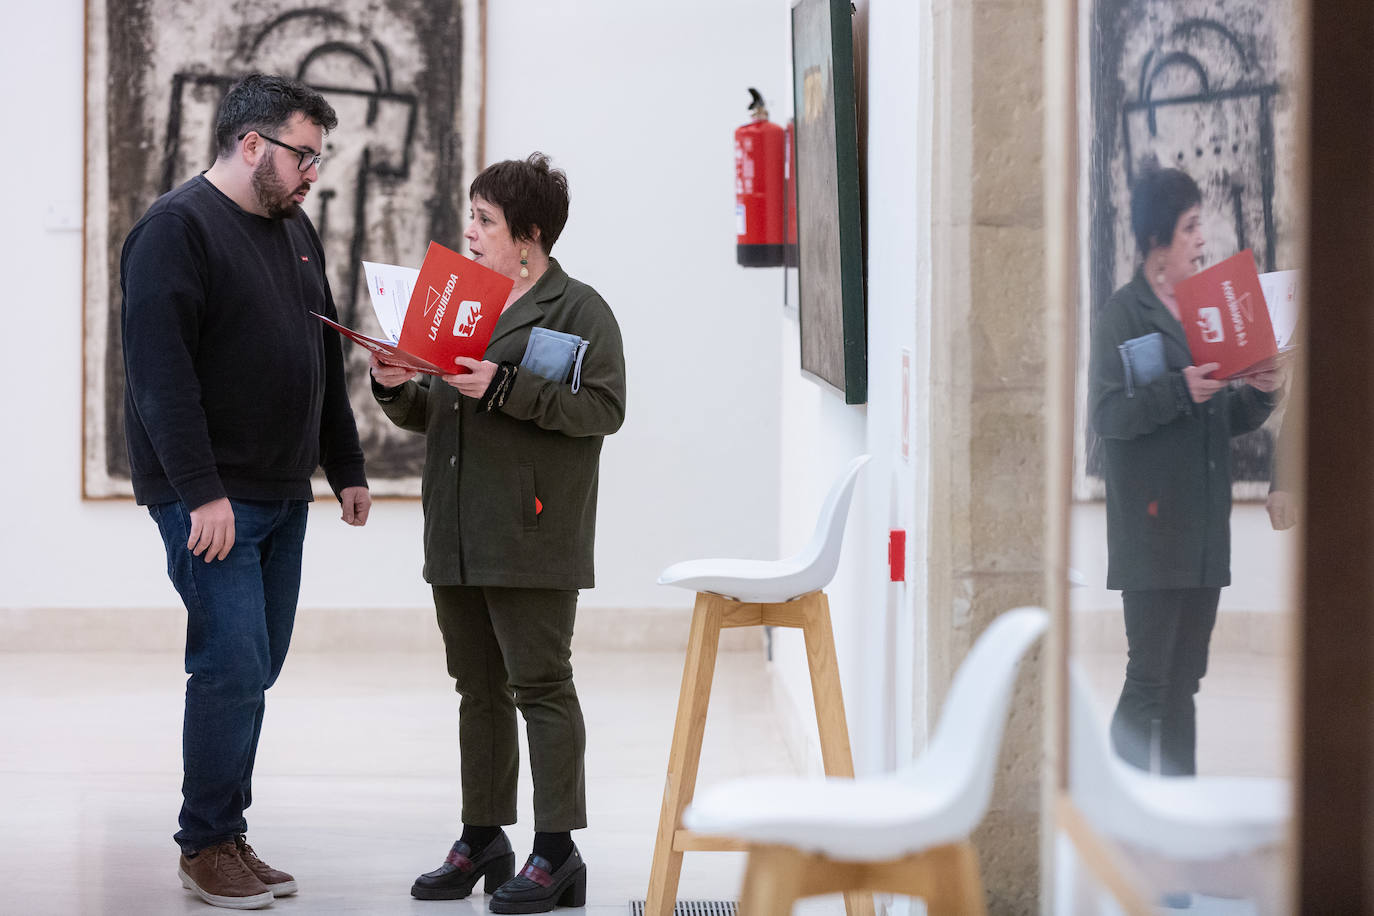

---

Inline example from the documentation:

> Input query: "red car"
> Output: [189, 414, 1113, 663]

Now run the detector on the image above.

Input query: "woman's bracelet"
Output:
[479, 362, 519, 412]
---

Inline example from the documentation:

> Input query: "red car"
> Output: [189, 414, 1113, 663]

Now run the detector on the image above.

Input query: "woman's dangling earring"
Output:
[519, 248, 529, 279]
[1147, 255, 1165, 287]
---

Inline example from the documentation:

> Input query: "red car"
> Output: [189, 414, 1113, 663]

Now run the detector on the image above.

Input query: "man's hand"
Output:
[370, 353, 418, 389]
[1245, 367, 1284, 393]
[444, 357, 498, 398]
[1266, 490, 1299, 531]
[1183, 362, 1225, 403]
[340, 486, 371, 527]
[188, 497, 235, 562]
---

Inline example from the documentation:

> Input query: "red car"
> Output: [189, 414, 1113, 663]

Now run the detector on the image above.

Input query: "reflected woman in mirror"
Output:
[1088, 162, 1282, 775]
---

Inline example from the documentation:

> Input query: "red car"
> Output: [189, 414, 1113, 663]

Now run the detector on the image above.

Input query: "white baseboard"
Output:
[1072, 607, 1287, 656]
[0, 604, 766, 654]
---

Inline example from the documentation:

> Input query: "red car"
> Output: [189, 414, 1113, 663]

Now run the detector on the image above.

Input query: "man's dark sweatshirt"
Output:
[121, 175, 367, 510]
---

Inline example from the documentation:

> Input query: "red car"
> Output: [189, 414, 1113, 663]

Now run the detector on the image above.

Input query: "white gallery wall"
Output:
[0, 0, 1292, 790]
[1072, 503, 1297, 615]
[0, 0, 790, 616]
[768, 0, 926, 779]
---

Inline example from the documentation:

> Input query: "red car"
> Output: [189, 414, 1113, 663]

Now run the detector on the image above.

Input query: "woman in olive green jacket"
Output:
[1089, 165, 1278, 779]
[371, 153, 625, 913]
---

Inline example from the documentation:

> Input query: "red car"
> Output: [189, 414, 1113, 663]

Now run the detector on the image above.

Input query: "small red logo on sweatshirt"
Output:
[300, 255, 310, 262]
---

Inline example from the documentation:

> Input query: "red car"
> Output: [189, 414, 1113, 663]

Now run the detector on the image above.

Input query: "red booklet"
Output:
[312, 241, 513, 375]
[1174, 249, 1278, 379]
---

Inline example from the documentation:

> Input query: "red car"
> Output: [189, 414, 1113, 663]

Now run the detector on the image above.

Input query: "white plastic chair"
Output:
[683, 606, 1048, 916]
[656, 454, 872, 601]
[1067, 665, 1290, 910]
[644, 456, 872, 916]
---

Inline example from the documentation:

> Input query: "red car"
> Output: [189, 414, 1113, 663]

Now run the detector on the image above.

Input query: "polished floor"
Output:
[0, 645, 847, 916]
[1070, 651, 1288, 916]
[0, 634, 1285, 916]
[1077, 650, 1289, 779]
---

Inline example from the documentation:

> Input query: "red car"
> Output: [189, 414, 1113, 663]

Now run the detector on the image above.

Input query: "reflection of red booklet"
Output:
[312, 241, 514, 376]
[1175, 249, 1278, 379]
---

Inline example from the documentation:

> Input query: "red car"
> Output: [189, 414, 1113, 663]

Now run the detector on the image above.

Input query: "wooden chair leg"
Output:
[800, 592, 857, 780]
[645, 592, 725, 916]
[926, 842, 987, 916]
[738, 845, 805, 916]
[839, 888, 877, 916]
[799, 593, 873, 916]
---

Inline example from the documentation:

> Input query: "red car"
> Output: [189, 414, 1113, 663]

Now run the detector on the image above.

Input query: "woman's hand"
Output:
[1183, 362, 1225, 403]
[442, 357, 498, 397]
[1244, 367, 1284, 393]
[370, 352, 418, 388]
[1266, 490, 1298, 530]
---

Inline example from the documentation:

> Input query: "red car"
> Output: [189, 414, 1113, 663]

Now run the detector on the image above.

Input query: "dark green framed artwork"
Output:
[791, 0, 866, 404]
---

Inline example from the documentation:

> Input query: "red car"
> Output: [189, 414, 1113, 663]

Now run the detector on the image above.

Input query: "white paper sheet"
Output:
[361, 260, 421, 344]
[1258, 269, 1300, 349]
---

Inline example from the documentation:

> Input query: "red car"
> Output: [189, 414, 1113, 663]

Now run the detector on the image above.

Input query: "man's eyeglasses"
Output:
[240, 131, 324, 173]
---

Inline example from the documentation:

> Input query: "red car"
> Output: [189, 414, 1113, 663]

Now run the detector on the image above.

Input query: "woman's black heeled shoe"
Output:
[489, 845, 587, 914]
[410, 831, 516, 900]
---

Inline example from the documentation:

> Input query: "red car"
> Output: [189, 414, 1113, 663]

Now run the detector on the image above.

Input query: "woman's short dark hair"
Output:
[214, 73, 338, 158]
[1130, 162, 1202, 257]
[470, 152, 570, 253]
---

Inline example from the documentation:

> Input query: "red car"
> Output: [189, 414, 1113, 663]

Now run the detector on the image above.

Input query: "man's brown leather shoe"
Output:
[235, 835, 298, 896]
[178, 839, 274, 910]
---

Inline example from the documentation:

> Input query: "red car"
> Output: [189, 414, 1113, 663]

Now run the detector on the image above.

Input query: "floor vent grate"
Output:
[629, 902, 738, 916]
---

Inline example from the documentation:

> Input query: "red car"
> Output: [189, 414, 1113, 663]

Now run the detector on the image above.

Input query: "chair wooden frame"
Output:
[643, 589, 874, 916]
[737, 841, 986, 916]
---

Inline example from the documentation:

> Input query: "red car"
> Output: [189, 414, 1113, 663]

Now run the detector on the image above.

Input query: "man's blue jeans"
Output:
[148, 498, 309, 854]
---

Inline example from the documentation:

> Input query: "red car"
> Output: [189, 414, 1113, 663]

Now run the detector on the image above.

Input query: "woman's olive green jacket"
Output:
[1089, 271, 1275, 591]
[373, 259, 626, 589]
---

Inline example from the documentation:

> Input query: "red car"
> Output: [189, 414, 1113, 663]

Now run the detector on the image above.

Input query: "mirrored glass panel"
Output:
[1066, 0, 1301, 910]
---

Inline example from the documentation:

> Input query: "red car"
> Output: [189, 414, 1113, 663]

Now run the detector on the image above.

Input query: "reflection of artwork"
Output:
[83, 0, 485, 498]
[1079, 0, 1296, 499]
[791, 0, 866, 404]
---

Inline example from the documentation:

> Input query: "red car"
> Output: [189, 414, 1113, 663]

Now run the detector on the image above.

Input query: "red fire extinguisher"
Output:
[735, 88, 785, 267]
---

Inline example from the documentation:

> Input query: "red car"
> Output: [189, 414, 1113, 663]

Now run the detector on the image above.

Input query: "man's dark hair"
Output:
[469, 152, 570, 253]
[1130, 160, 1202, 257]
[214, 73, 338, 158]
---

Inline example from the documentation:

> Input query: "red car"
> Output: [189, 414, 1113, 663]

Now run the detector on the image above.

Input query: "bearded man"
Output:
[120, 72, 371, 910]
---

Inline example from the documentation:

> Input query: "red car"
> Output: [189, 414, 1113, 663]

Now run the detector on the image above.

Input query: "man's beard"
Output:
[251, 158, 306, 219]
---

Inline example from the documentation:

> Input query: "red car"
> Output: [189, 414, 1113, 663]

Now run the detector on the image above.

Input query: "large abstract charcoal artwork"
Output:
[1078, 0, 1298, 499]
[84, 0, 485, 497]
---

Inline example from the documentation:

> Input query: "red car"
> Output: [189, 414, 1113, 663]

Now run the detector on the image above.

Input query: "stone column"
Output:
[927, 0, 1047, 910]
